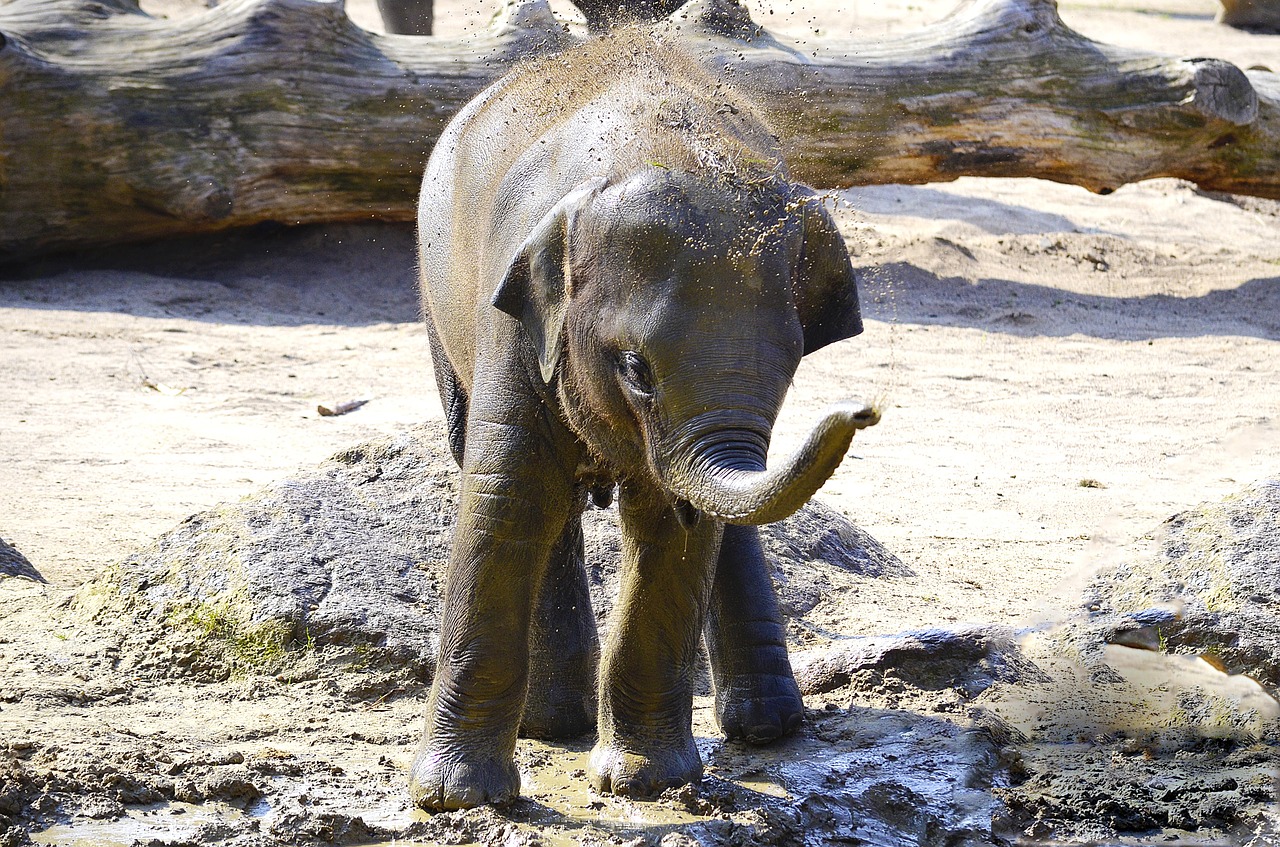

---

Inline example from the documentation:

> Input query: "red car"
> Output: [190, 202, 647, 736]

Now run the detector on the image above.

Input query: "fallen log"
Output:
[0, 0, 1276, 259]
[0, 0, 570, 259]
[677, 0, 1278, 196]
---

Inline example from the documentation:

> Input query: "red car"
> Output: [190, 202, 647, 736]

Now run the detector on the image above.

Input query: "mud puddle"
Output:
[31, 802, 258, 847]
[4, 476, 1279, 845]
[5, 663, 1008, 847]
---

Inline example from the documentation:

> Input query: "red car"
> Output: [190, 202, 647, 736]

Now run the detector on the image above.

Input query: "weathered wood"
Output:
[376, 0, 433, 35]
[0, 0, 571, 258]
[0, 0, 1277, 258]
[671, 0, 1277, 196]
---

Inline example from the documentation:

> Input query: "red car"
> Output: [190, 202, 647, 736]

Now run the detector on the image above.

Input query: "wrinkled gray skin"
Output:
[412, 32, 876, 810]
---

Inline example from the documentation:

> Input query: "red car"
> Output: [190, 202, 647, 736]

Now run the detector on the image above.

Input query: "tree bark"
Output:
[376, 0, 433, 35]
[0, 0, 572, 259]
[0, 0, 1276, 259]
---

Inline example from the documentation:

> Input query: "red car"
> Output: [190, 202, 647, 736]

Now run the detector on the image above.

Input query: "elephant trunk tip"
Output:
[829, 398, 882, 432]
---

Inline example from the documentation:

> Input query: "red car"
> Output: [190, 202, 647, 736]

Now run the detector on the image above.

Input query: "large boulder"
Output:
[78, 425, 907, 691]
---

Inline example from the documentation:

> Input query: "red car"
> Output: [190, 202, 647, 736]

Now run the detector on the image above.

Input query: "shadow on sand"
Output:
[859, 261, 1280, 342]
[2, 221, 1276, 341]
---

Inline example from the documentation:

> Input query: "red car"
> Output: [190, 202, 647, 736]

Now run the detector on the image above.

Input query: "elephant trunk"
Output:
[661, 400, 880, 526]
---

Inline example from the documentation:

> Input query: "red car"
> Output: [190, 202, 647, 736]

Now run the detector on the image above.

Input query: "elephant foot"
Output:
[409, 743, 520, 810]
[716, 672, 805, 745]
[520, 684, 596, 740]
[588, 735, 702, 797]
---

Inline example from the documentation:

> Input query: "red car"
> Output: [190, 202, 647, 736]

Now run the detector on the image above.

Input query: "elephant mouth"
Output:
[673, 498, 701, 530]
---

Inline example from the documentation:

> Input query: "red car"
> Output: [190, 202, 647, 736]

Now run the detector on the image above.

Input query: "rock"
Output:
[582, 489, 910, 624]
[80, 425, 905, 691]
[760, 498, 913, 617]
[1080, 477, 1280, 693]
[0, 539, 43, 583]
[79, 427, 455, 687]
[794, 624, 1045, 699]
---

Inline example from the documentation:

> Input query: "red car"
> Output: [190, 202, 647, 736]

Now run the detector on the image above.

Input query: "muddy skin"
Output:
[411, 30, 873, 808]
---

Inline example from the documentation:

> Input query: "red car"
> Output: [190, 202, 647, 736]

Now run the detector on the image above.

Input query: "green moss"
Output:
[1164, 702, 1192, 730]
[344, 641, 374, 673]
[175, 598, 296, 677]
[1199, 566, 1235, 613]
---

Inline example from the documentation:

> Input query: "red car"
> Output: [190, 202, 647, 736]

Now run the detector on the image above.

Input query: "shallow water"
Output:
[32, 801, 252, 847]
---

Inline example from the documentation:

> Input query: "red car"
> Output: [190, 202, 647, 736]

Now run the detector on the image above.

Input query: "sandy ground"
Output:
[1, 0, 1279, 844]
[3, 0, 1277, 626]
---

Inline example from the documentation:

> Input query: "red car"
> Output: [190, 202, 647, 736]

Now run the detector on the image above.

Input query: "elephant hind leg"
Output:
[705, 524, 804, 745]
[426, 318, 468, 467]
[375, 0, 432, 34]
[522, 504, 599, 740]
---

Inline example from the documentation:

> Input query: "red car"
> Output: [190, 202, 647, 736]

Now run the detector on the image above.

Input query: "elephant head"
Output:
[492, 168, 877, 525]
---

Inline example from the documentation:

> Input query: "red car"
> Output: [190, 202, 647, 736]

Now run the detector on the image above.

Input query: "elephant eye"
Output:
[618, 351, 655, 398]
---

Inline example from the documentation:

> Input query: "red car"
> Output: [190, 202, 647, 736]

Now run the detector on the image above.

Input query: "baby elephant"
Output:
[412, 30, 878, 809]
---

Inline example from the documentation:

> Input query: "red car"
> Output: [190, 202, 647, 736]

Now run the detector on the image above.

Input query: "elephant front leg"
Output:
[704, 524, 805, 744]
[590, 488, 723, 797]
[410, 437, 576, 810]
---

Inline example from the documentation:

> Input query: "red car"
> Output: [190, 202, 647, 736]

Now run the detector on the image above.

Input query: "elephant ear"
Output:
[492, 177, 607, 383]
[792, 191, 864, 356]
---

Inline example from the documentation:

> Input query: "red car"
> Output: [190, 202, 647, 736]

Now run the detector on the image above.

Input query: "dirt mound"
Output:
[76, 425, 907, 694]
[981, 480, 1280, 844]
